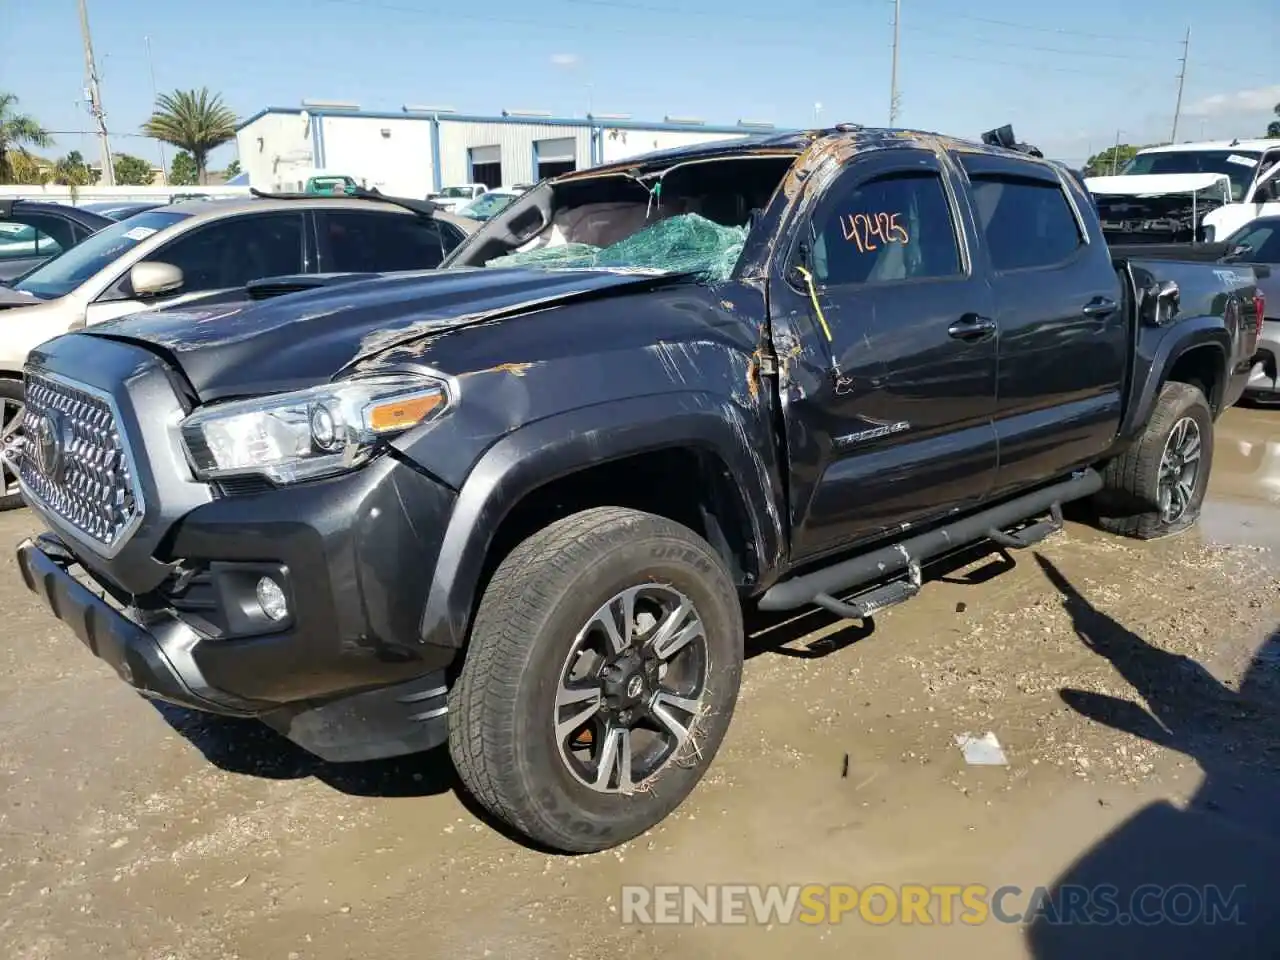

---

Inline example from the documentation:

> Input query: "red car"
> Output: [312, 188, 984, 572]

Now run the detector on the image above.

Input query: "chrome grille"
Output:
[19, 372, 142, 551]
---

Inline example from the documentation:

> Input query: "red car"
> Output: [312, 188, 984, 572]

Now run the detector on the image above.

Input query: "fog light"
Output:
[255, 577, 288, 621]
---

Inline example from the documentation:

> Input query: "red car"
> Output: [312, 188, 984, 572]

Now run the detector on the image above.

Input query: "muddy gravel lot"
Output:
[2, 405, 1279, 960]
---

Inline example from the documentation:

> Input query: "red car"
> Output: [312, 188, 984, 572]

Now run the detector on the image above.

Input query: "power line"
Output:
[912, 47, 1159, 81]
[911, 8, 1171, 45]
[905, 22, 1170, 62]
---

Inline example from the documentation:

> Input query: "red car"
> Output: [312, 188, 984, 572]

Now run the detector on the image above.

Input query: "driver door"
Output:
[768, 148, 1000, 562]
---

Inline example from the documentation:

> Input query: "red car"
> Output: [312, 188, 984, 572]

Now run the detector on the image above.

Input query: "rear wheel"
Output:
[0, 378, 25, 512]
[1095, 381, 1214, 539]
[448, 506, 743, 853]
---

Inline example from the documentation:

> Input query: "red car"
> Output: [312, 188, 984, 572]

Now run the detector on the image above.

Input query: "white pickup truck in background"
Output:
[1086, 139, 1280, 244]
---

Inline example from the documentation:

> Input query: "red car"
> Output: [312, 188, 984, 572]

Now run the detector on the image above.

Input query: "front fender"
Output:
[1121, 317, 1230, 442]
[414, 391, 786, 652]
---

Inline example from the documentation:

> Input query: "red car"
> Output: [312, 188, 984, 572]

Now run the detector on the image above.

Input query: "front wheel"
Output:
[1095, 380, 1214, 539]
[448, 507, 743, 853]
[0, 378, 25, 512]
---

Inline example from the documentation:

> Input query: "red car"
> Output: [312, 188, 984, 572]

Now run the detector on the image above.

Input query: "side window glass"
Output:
[319, 212, 450, 272]
[810, 171, 962, 286]
[968, 174, 1083, 272]
[0, 218, 64, 261]
[151, 214, 304, 292]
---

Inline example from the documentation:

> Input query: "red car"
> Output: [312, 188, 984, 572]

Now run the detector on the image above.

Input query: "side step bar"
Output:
[758, 468, 1101, 616]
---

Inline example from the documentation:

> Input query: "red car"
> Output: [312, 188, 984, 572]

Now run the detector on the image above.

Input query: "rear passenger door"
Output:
[954, 153, 1127, 498]
[771, 149, 1000, 561]
[314, 210, 458, 272]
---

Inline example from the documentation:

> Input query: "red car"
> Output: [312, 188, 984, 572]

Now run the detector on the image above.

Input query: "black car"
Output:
[0, 200, 113, 282]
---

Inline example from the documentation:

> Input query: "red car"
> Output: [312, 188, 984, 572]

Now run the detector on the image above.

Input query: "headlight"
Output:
[179, 373, 450, 484]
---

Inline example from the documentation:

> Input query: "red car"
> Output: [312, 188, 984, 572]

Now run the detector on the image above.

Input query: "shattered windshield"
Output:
[485, 213, 749, 281]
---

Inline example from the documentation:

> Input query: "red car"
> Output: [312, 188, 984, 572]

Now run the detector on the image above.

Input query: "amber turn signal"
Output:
[367, 392, 445, 433]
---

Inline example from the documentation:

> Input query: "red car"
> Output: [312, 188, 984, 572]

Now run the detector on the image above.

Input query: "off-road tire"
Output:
[0, 377, 25, 513]
[448, 506, 743, 853]
[1095, 380, 1214, 539]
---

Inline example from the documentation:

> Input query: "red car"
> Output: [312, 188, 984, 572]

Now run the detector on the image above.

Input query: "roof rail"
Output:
[249, 186, 443, 218]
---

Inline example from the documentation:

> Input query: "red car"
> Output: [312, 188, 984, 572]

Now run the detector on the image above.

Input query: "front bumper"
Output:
[17, 533, 261, 714]
[16, 455, 462, 762]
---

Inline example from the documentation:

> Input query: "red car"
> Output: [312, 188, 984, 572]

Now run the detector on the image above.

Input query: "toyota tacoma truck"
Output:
[12, 126, 1269, 854]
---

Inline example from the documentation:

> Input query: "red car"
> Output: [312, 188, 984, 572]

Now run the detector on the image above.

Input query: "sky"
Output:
[2, 0, 1277, 173]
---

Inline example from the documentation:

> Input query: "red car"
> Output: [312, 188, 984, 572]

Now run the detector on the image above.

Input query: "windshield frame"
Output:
[1119, 149, 1263, 201]
[13, 209, 189, 300]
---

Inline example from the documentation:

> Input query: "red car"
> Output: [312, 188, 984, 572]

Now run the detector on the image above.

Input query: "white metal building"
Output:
[236, 104, 783, 198]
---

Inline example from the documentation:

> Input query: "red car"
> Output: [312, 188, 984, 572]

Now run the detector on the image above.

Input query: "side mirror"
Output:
[130, 261, 184, 299]
[1256, 179, 1278, 202]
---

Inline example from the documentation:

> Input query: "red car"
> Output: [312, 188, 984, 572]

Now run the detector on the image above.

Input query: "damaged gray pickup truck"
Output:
[14, 126, 1268, 853]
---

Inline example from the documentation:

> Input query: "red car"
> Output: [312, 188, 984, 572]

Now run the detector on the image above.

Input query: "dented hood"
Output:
[78, 266, 677, 401]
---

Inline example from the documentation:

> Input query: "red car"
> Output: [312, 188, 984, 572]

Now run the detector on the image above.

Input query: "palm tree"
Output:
[0, 92, 53, 184]
[141, 88, 238, 185]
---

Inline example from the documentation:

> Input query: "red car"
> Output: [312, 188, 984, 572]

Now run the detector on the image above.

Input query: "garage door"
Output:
[469, 145, 500, 165]
[535, 138, 576, 163]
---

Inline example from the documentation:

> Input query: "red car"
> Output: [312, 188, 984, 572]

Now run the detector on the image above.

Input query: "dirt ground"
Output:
[2, 405, 1279, 960]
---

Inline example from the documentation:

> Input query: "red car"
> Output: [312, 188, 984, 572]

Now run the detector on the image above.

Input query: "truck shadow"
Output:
[149, 700, 550, 845]
[150, 700, 459, 797]
[1025, 553, 1280, 957]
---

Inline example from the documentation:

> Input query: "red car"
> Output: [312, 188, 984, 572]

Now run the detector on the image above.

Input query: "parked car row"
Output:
[0, 191, 479, 507]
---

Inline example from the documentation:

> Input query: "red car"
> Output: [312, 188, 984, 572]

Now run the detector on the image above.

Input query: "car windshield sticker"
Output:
[1226, 154, 1258, 167]
[841, 213, 910, 252]
[122, 226, 158, 241]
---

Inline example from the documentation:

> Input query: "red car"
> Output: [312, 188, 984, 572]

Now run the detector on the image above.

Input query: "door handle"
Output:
[1082, 297, 1119, 318]
[947, 313, 997, 342]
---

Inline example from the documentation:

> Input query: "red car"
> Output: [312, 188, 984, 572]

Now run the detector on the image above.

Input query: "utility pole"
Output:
[1111, 129, 1122, 175]
[888, 0, 902, 125]
[77, 0, 115, 185]
[1171, 26, 1190, 143]
[144, 35, 166, 184]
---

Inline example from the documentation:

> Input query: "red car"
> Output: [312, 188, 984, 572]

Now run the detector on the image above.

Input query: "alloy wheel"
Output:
[554, 583, 710, 794]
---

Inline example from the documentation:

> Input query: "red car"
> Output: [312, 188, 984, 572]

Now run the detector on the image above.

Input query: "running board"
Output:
[813, 560, 922, 621]
[985, 502, 1064, 550]
[758, 469, 1100, 615]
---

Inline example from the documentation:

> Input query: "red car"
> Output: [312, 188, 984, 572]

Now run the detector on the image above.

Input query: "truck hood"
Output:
[78, 266, 680, 400]
[1084, 172, 1232, 198]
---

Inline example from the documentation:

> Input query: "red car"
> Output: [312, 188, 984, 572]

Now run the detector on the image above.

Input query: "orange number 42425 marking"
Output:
[840, 213, 910, 252]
